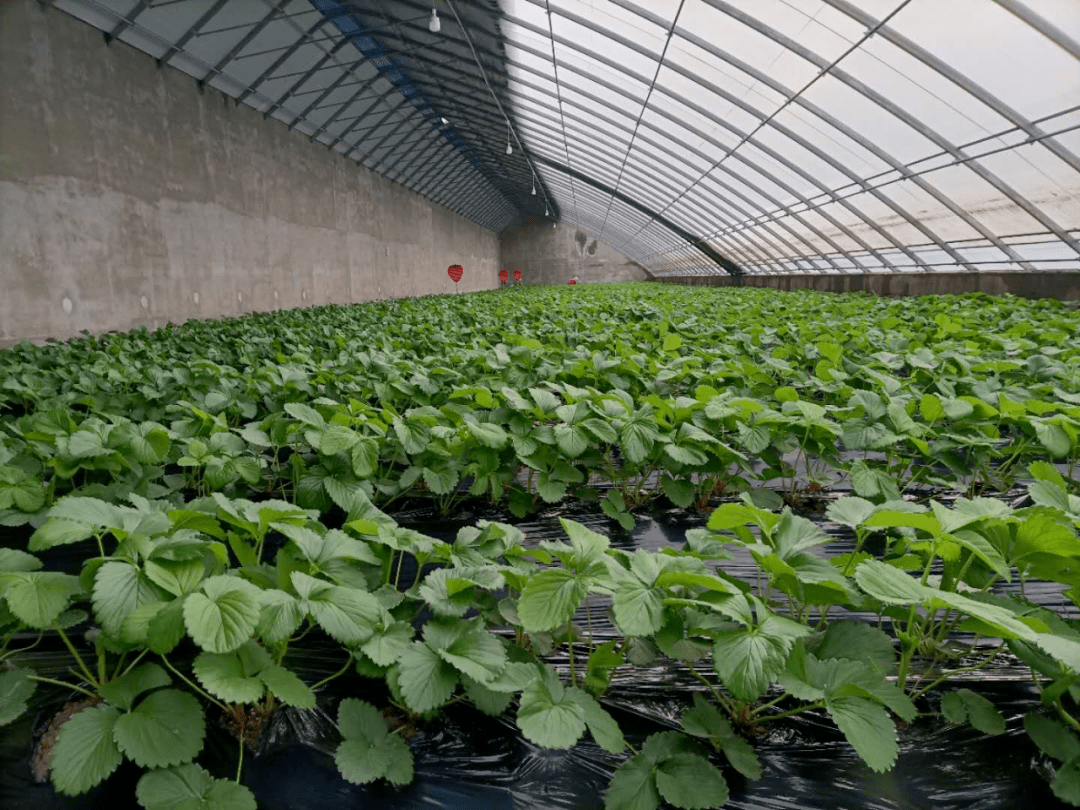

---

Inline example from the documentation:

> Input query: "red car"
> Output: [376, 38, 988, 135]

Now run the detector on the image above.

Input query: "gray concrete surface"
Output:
[498, 218, 650, 285]
[657, 271, 1080, 301]
[0, 0, 500, 346]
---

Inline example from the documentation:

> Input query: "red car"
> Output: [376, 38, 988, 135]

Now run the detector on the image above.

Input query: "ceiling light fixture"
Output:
[428, 8, 441, 33]
[531, 176, 536, 195]
[505, 120, 513, 156]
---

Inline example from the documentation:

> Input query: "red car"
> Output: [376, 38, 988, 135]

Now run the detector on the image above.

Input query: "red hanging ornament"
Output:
[568, 279, 577, 285]
[499, 269, 509, 284]
[513, 270, 522, 283]
[447, 264, 463, 283]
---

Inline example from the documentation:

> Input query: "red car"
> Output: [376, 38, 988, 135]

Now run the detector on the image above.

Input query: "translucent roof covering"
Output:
[51, 0, 1080, 275]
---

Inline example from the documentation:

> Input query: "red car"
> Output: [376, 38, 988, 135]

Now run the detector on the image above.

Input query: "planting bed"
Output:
[1, 284, 1079, 809]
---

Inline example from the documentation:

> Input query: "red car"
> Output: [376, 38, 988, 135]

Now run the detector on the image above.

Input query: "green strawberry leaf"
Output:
[0, 668, 36, 726]
[99, 663, 171, 711]
[183, 577, 261, 653]
[136, 763, 256, 810]
[334, 698, 414, 786]
[50, 705, 123, 795]
[3, 571, 81, 628]
[654, 753, 729, 809]
[604, 753, 660, 810]
[518, 569, 588, 633]
[517, 670, 587, 749]
[941, 688, 1005, 735]
[112, 689, 206, 768]
[826, 694, 897, 773]
[259, 664, 315, 709]
[396, 642, 458, 713]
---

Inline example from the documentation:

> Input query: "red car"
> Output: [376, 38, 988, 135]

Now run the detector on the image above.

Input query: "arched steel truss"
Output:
[44, 0, 1080, 276]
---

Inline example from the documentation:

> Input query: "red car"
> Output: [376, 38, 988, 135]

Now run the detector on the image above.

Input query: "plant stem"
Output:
[840, 529, 867, 577]
[311, 656, 354, 691]
[1057, 702, 1080, 734]
[567, 640, 578, 687]
[0, 631, 44, 661]
[757, 699, 825, 723]
[690, 667, 736, 716]
[910, 643, 1000, 699]
[57, 627, 98, 687]
[120, 648, 150, 678]
[161, 656, 227, 711]
[750, 693, 788, 716]
[27, 675, 98, 700]
[236, 730, 245, 783]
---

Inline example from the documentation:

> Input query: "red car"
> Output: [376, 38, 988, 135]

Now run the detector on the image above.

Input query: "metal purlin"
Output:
[511, 0, 1078, 272]
[358, 0, 635, 240]
[594, 0, 686, 245]
[347, 2, 524, 209]
[499, 11, 896, 271]
[520, 68, 883, 272]
[386, 68, 733, 265]
[501, 6, 913, 271]
[650, 105, 1080, 262]
[154, 0, 229, 67]
[365, 0, 532, 214]
[542, 0, 582, 229]
[494, 66, 828, 270]
[464, 28, 818, 267]
[818, 0, 1080, 257]
[46, 0, 1080, 271]
[668, 0, 1040, 270]
[441, 0, 559, 223]
[56, 0, 515, 231]
[195, 0, 291, 94]
[339, 0, 735, 267]
[238, 0, 510, 228]
[632, 0, 1080, 271]
[551, 0, 953, 269]
[310, 0, 518, 226]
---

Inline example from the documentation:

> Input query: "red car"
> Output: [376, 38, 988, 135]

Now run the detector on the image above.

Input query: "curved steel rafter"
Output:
[43, 0, 1080, 274]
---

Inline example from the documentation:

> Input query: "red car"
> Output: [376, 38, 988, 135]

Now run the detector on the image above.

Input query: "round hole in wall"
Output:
[61, 296, 73, 314]
[193, 291, 200, 305]
[140, 295, 149, 309]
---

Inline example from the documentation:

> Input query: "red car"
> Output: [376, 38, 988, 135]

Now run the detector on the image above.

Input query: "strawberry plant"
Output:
[2, 284, 1080, 807]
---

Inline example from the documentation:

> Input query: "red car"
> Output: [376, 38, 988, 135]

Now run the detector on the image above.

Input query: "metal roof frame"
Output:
[44, 0, 1080, 274]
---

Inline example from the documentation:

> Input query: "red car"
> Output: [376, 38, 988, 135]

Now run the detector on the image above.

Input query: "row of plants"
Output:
[2, 469, 1080, 807]
[0, 284, 1079, 807]
[1, 286, 1077, 534]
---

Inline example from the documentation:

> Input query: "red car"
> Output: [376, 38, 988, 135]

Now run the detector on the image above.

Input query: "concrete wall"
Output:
[657, 271, 1080, 301]
[0, 0, 500, 347]
[499, 218, 650, 285]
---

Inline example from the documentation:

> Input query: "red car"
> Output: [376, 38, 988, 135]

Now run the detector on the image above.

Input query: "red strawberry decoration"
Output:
[447, 264, 463, 284]
[499, 269, 509, 284]
[513, 271, 522, 283]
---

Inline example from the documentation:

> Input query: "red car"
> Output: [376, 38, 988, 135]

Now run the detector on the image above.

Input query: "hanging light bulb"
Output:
[531, 182, 536, 196]
[505, 120, 513, 156]
[428, 8, 441, 33]
[545, 207, 549, 216]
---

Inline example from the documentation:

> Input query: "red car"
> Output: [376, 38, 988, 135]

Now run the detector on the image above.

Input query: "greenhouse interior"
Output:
[1, 0, 1080, 808]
